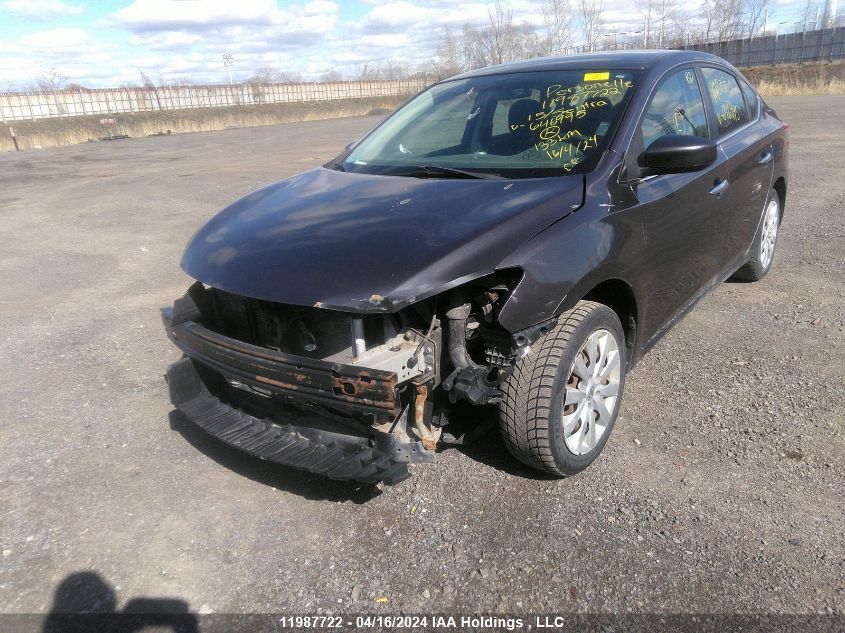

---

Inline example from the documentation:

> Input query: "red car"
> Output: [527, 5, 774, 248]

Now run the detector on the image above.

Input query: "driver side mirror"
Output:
[638, 135, 717, 177]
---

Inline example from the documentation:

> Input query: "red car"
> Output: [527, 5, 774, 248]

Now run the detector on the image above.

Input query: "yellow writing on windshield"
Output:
[503, 75, 636, 173]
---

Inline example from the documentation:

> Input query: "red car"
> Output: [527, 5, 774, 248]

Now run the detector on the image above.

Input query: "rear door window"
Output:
[701, 67, 749, 137]
[639, 68, 709, 149]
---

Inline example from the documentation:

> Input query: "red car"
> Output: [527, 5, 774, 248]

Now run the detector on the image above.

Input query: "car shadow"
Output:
[437, 405, 557, 481]
[168, 410, 382, 504]
[42, 570, 198, 633]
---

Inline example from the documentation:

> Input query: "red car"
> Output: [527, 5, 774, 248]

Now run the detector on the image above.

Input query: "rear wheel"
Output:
[732, 188, 781, 281]
[498, 301, 626, 476]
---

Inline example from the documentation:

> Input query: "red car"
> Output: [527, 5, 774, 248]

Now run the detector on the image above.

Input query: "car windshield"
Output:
[341, 69, 640, 179]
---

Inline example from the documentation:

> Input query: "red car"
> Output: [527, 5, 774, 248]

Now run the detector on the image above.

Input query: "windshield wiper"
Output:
[406, 165, 504, 180]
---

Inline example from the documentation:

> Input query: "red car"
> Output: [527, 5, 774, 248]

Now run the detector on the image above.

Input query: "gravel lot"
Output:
[1, 96, 843, 622]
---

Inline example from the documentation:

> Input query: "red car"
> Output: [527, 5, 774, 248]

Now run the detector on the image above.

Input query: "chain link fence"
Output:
[0, 78, 430, 123]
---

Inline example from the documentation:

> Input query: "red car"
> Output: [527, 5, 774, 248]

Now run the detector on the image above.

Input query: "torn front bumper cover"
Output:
[162, 306, 433, 486]
[166, 357, 414, 485]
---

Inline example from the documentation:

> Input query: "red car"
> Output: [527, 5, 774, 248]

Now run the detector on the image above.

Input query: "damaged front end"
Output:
[163, 271, 550, 485]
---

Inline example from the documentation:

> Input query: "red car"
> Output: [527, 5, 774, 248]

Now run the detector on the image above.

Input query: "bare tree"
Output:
[655, 0, 681, 47]
[320, 68, 344, 82]
[637, 0, 682, 48]
[458, 1, 545, 69]
[700, 0, 718, 40]
[245, 67, 303, 84]
[352, 63, 372, 81]
[542, 0, 574, 54]
[667, 6, 696, 47]
[639, 0, 656, 47]
[461, 23, 484, 70]
[379, 60, 413, 80]
[797, 0, 824, 30]
[279, 71, 303, 83]
[720, 0, 744, 39]
[576, 0, 605, 51]
[36, 70, 66, 92]
[432, 26, 464, 79]
[482, 0, 514, 65]
[743, 0, 770, 36]
[354, 60, 412, 81]
[699, 0, 742, 41]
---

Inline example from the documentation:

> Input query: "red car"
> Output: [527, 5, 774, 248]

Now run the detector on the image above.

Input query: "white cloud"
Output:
[303, 0, 338, 15]
[0, 0, 821, 90]
[361, 0, 492, 33]
[110, 0, 280, 32]
[1, 0, 85, 20]
[129, 31, 203, 50]
[20, 27, 89, 50]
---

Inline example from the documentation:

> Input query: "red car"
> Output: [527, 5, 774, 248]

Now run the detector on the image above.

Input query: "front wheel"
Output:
[498, 301, 626, 476]
[731, 188, 781, 281]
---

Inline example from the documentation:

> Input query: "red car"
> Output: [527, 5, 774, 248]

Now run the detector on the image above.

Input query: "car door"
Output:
[699, 66, 775, 270]
[627, 66, 730, 344]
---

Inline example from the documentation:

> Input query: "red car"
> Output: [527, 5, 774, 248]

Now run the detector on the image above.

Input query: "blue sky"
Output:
[0, 0, 818, 90]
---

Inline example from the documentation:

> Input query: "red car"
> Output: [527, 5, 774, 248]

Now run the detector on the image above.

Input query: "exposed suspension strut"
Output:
[441, 293, 503, 405]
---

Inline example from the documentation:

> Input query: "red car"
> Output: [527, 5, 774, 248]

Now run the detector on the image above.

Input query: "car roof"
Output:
[450, 50, 729, 80]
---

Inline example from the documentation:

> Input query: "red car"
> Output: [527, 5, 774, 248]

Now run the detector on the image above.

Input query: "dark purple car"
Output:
[163, 50, 788, 485]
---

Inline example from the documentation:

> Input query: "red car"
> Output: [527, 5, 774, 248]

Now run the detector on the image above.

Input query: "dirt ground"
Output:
[0, 97, 842, 624]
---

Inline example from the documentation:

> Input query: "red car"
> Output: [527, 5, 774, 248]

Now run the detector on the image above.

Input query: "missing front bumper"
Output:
[163, 306, 404, 417]
[166, 357, 427, 485]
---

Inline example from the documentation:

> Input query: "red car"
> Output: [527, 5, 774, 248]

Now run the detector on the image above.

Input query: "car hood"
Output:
[181, 167, 583, 312]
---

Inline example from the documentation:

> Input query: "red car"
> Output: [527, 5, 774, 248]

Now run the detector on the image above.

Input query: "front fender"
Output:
[495, 204, 643, 332]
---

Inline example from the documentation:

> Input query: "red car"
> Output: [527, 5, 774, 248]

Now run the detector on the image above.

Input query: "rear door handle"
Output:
[759, 151, 773, 165]
[709, 178, 729, 196]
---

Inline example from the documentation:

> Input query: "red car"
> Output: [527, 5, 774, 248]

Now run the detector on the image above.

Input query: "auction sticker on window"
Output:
[583, 71, 610, 81]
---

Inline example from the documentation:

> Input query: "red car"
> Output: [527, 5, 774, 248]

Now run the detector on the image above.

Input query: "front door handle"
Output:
[709, 178, 729, 196]
[759, 151, 773, 165]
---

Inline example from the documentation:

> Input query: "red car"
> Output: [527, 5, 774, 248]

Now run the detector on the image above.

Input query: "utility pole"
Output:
[222, 53, 234, 85]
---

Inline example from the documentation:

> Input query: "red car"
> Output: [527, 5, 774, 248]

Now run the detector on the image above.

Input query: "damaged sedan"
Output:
[163, 51, 787, 485]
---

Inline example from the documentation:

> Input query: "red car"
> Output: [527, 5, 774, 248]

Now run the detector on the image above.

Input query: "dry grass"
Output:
[1, 96, 407, 152]
[754, 77, 845, 96]
[743, 60, 845, 96]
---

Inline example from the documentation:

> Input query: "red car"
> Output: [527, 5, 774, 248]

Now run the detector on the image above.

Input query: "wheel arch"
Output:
[773, 176, 786, 221]
[558, 277, 639, 366]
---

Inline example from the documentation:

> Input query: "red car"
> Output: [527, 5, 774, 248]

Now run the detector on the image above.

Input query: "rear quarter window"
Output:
[701, 67, 749, 136]
[739, 79, 760, 120]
